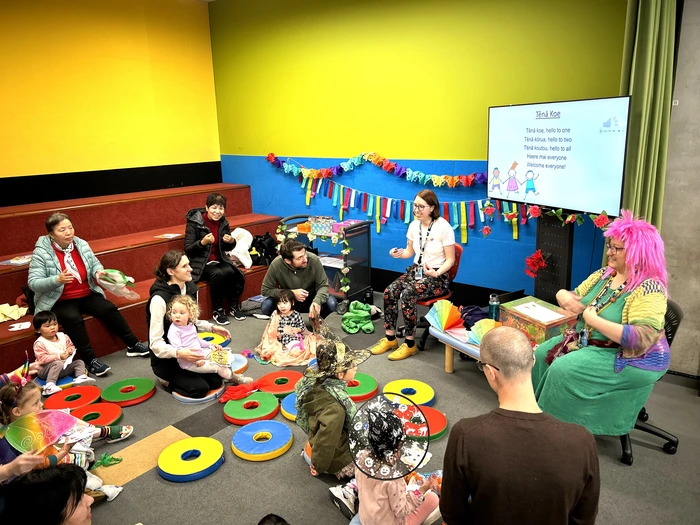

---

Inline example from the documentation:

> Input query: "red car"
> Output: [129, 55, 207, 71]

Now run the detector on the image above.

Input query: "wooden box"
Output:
[499, 296, 578, 344]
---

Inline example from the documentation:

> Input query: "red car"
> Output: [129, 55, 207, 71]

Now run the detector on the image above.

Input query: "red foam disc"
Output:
[44, 386, 101, 411]
[110, 388, 155, 407]
[258, 370, 303, 398]
[71, 402, 123, 426]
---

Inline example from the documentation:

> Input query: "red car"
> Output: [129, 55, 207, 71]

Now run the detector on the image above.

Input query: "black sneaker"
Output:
[126, 341, 150, 357]
[88, 358, 111, 377]
[230, 304, 246, 321]
[213, 309, 230, 326]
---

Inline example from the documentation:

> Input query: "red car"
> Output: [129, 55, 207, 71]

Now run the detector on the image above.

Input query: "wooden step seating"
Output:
[0, 184, 280, 371]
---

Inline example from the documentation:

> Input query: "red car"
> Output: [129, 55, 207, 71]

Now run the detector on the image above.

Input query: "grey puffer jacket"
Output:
[28, 235, 105, 312]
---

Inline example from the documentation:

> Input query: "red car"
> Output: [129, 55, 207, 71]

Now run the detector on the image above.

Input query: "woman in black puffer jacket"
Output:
[184, 193, 246, 326]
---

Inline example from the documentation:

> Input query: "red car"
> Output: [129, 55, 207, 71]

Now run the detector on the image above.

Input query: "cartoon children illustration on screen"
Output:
[523, 170, 540, 198]
[489, 167, 503, 195]
[506, 161, 522, 198]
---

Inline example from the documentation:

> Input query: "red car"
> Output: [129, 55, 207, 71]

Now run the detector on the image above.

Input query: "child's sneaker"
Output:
[73, 374, 96, 384]
[231, 373, 253, 384]
[42, 382, 62, 396]
[329, 485, 357, 520]
[97, 485, 123, 501]
[105, 425, 134, 444]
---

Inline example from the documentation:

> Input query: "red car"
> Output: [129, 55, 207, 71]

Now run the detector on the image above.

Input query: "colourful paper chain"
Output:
[266, 152, 486, 189]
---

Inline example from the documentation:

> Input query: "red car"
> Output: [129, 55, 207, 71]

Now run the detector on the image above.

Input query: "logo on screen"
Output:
[600, 116, 622, 133]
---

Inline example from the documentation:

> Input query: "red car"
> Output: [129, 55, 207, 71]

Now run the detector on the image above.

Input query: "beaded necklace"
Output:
[580, 272, 626, 346]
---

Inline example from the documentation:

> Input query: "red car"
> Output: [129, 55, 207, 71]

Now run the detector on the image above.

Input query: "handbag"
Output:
[544, 328, 580, 365]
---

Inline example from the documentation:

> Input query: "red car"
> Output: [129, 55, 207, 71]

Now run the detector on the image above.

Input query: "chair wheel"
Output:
[459, 353, 469, 361]
[638, 411, 649, 422]
[663, 442, 677, 455]
[620, 453, 633, 466]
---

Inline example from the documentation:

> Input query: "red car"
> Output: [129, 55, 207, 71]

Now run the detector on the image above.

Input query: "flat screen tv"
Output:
[487, 96, 630, 216]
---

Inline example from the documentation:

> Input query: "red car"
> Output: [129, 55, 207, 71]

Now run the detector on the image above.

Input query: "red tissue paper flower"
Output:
[525, 249, 548, 279]
[483, 207, 495, 216]
[504, 211, 518, 221]
[481, 225, 492, 238]
[528, 205, 541, 219]
[266, 153, 277, 163]
[565, 214, 577, 224]
[593, 214, 610, 229]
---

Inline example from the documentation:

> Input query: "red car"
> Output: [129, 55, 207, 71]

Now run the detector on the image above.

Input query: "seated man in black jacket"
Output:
[184, 193, 246, 325]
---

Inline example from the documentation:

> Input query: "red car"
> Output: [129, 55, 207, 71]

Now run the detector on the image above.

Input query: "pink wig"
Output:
[603, 210, 667, 291]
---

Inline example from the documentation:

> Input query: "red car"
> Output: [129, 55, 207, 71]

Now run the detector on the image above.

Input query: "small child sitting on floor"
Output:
[255, 290, 319, 367]
[167, 295, 252, 384]
[32, 311, 95, 396]
[0, 381, 131, 500]
[294, 338, 371, 480]
[348, 394, 440, 525]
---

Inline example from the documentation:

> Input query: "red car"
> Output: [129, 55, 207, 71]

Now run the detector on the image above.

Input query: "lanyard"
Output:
[416, 220, 434, 265]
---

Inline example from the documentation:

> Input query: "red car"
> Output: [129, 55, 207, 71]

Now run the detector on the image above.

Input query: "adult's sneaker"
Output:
[126, 341, 150, 357]
[230, 304, 246, 321]
[88, 358, 111, 377]
[329, 485, 357, 520]
[213, 309, 230, 326]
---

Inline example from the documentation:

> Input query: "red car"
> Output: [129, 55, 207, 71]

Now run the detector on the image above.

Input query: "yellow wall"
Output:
[209, 0, 628, 160]
[0, 0, 220, 178]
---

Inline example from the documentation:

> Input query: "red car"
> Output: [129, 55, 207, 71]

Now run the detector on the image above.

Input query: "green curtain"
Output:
[619, 0, 676, 228]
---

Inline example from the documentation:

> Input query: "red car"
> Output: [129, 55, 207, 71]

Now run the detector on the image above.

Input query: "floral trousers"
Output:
[383, 264, 450, 337]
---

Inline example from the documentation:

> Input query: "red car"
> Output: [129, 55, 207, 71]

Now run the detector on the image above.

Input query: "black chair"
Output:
[619, 299, 683, 465]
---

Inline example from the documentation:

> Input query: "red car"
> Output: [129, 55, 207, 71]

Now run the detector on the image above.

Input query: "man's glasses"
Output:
[476, 361, 500, 372]
[413, 204, 428, 211]
[605, 242, 625, 255]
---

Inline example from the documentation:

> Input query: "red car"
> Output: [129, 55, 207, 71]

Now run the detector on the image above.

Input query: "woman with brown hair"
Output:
[370, 190, 455, 361]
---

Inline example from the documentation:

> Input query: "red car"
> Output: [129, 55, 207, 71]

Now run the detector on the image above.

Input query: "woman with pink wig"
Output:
[532, 210, 669, 436]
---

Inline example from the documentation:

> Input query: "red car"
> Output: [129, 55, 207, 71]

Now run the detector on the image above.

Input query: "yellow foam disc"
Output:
[158, 437, 224, 477]
[383, 379, 435, 406]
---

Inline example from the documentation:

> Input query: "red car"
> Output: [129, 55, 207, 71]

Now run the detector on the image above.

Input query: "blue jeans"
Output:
[261, 294, 337, 318]
[350, 514, 361, 525]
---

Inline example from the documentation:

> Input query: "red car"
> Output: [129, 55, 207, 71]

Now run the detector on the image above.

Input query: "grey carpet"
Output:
[90, 300, 700, 525]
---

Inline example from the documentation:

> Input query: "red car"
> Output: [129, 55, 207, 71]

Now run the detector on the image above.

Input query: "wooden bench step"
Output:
[0, 183, 253, 254]
[0, 266, 269, 371]
[0, 214, 281, 304]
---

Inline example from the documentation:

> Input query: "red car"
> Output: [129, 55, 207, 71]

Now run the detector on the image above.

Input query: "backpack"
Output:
[249, 233, 277, 266]
[459, 305, 488, 329]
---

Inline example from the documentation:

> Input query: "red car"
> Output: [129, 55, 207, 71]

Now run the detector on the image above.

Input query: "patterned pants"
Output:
[383, 265, 450, 337]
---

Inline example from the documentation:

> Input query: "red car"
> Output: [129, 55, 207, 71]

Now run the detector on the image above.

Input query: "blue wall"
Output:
[222, 155, 605, 295]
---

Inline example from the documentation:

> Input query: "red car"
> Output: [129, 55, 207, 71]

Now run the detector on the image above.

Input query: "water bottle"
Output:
[364, 288, 374, 305]
[488, 294, 500, 321]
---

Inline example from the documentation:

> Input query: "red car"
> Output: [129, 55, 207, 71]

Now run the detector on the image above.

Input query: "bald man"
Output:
[441, 326, 600, 525]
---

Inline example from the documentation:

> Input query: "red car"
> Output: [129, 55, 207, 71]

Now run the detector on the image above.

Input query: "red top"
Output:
[202, 212, 221, 262]
[52, 244, 91, 300]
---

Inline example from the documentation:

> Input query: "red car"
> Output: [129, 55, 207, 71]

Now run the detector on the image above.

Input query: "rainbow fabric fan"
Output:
[467, 319, 502, 345]
[425, 300, 468, 341]
[0, 410, 90, 454]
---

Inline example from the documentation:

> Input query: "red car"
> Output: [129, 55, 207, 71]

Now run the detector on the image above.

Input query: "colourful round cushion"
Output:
[34, 376, 75, 389]
[101, 378, 155, 407]
[231, 420, 293, 461]
[346, 373, 379, 402]
[157, 437, 225, 482]
[71, 402, 122, 426]
[230, 353, 248, 374]
[383, 379, 435, 407]
[280, 392, 297, 421]
[198, 332, 230, 347]
[44, 385, 101, 411]
[258, 370, 303, 398]
[223, 392, 279, 425]
[397, 405, 448, 441]
[172, 385, 225, 404]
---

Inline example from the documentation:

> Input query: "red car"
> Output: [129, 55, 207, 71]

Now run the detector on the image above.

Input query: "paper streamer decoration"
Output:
[266, 152, 486, 190]
[0, 410, 90, 453]
[460, 202, 467, 244]
[425, 300, 469, 342]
